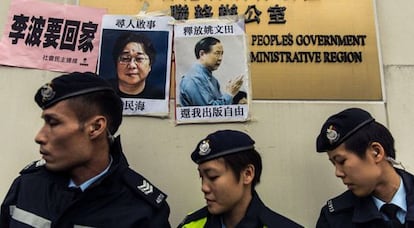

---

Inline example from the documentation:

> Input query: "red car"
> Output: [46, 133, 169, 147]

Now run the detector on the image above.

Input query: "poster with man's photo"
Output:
[174, 17, 251, 124]
[97, 15, 173, 116]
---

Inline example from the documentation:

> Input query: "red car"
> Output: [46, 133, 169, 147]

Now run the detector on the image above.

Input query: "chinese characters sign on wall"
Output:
[0, 0, 106, 72]
[81, 0, 382, 101]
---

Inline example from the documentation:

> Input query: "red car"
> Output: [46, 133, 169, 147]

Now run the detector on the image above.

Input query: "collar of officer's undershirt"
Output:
[68, 155, 113, 191]
[372, 177, 407, 221]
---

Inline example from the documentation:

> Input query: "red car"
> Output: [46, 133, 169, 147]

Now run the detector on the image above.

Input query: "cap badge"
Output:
[40, 83, 55, 102]
[198, 140, 211, 156]
[326, 125, 340, 144]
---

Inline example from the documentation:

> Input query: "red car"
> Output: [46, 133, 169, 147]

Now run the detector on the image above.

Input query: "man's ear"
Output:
[369, 142, 385, 162]
[88, 116, 107, 139]
[242, 164, 255, 185]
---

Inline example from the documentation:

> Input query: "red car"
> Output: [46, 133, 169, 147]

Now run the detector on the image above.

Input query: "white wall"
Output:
[1, 0, 413, 227]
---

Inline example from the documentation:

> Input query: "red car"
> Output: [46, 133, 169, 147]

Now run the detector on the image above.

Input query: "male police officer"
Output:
[178, 130, 302, 228]
[0, 72, 170, 227]
[315, 108, 414, 227]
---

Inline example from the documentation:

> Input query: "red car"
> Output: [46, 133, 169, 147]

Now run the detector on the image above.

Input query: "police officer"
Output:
[0, 72, 171, 227]
[315, 108, 414, 227]
[178, 130, 302, 228]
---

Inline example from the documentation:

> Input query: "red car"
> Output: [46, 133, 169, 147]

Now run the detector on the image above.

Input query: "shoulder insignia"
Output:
[326, 190, 355, 213]
[20, 159, 46, 174]
[123, 168, 167, 208]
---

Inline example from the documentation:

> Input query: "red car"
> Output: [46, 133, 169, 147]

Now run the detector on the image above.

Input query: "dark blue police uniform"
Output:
[178, 191, 303, 228]
[0, 72, 170, 227]
[316, 168, 414, 228]
[0, 136, 170, 228]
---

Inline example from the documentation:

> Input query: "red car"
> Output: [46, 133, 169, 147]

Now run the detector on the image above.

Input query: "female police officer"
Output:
[315, 108, 414, 227]
[178, 130, 302, 228]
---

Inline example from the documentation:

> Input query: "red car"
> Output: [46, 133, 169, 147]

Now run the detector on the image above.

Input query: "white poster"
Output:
[174, 17, 251, 124]
[97, 15, 173, 116]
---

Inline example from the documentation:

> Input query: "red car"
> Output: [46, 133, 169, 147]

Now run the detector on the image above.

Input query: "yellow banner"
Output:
[81, 0, 382, 100]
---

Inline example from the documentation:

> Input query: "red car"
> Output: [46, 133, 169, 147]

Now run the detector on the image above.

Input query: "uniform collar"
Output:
[67, 136, 127, 191]
[214, 191, 262, 228]
[68, 156, 113, 191]
[238, 191, 264, 226]
[351, 196, 382, 223]
[353, 171, 410, 223]
[372, 177, 407, 213]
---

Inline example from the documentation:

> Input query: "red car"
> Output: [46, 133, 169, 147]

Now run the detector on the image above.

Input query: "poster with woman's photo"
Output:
[98, 15, 173, 116]
[174, 17, 251, 124]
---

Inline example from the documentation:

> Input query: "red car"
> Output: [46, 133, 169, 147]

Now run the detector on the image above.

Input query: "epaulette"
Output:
[326, 190, 355, 214]
[122, 168, 167, 209]
[20, 159, 46, 174]
[177, 207, 209, 228]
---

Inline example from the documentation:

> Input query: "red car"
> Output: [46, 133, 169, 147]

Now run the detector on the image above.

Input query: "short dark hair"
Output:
[222, 149, 262, 191]
[66, 91, 123, 135]
[344, 121, 396, 159]
[112, 32, 156, 65]
[194, 36, 221, 59]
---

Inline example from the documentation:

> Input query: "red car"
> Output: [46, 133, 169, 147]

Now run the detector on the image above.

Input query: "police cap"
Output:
[191, 130, 255, 164]
[35, 72, 115, 109]
[316, 108, 375, 152]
